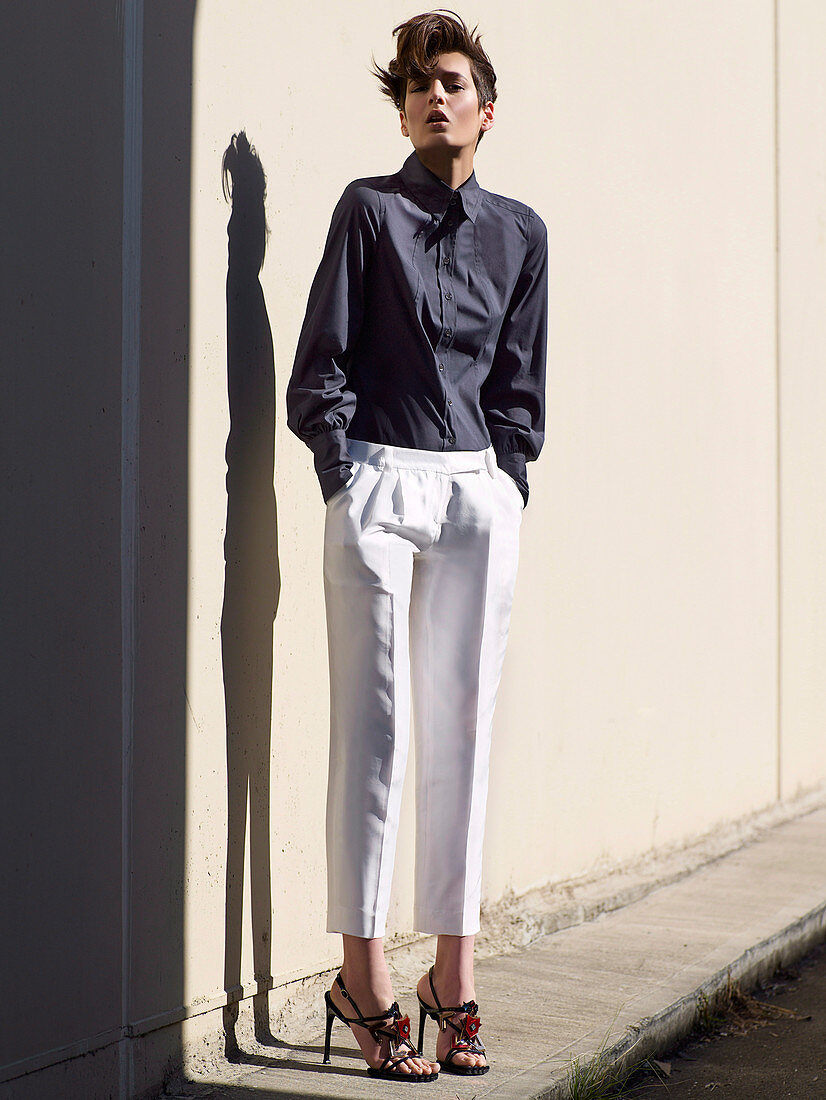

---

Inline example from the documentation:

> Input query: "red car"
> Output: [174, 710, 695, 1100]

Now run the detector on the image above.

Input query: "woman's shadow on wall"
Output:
[220, 132, 280, 1049]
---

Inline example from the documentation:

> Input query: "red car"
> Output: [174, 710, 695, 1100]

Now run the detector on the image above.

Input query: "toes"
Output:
[451, 1050, 485, 1068]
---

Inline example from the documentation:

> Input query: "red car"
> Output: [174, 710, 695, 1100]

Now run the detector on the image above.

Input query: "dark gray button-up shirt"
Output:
[286, 152, 548, 506]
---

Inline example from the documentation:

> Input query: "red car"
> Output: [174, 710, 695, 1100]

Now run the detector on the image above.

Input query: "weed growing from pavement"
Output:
[695, 973, 804, 1039]
[563, 1013, 670, 1100]
[565, 1050, 668, 1099]
[565, 1048, 628, 1098]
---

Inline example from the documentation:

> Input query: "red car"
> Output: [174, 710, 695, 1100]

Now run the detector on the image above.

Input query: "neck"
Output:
[414, 147, 476, 190]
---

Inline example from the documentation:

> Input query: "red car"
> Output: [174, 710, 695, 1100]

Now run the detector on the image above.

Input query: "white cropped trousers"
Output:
[323, 439, 523, 939]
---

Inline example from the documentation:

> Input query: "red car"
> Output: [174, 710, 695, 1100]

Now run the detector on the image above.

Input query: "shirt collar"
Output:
[398, 151, 483, 224]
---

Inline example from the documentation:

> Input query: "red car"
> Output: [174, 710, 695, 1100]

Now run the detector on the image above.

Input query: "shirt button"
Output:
[443, 256, 451, 266]
[448, 399, 453, 406]
[438, 363, 445, 372]
[444, 291, 453, 301]
[448, 435, 456, 445]
[445, 328, 452, 338]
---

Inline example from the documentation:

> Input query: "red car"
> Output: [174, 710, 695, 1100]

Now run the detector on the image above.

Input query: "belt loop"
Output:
[485, 449, 498, 478]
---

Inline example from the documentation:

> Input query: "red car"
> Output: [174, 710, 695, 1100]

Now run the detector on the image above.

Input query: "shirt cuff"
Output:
[495, 449, 529, 508]
[309, 429, 353, 502]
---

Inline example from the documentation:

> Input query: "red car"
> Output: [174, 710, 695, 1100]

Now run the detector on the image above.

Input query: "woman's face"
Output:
[400, 52, 493, 155]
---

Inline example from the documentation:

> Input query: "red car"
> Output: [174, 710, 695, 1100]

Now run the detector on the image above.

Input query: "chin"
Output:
[416, 134, 461, 150]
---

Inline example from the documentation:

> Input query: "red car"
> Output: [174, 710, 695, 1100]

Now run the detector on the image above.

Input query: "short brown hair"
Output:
[373, 10, 497, 137]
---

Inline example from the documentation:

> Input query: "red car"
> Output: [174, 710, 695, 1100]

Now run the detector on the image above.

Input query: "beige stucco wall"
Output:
[4, 2, 826, 1097]
[487, 0, 780, 890]
[778, 0, 826, 796]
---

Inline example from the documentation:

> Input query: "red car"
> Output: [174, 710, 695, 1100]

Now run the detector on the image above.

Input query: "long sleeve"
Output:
[480, 210, 548, 507]
[286, 182, 383, 501]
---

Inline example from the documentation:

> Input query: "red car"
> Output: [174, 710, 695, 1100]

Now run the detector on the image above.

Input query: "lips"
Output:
[426, 110, 448, 123]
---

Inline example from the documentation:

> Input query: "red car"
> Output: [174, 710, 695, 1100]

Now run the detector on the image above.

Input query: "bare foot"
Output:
[330, 970, 439, 1077]
[417, 968, 487, 1072]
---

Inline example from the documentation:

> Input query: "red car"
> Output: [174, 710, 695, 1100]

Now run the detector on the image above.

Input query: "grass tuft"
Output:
[695, 973, 803, 1038]
[563, 1013, 669, 1100]
[566, 1051, 671, 1099]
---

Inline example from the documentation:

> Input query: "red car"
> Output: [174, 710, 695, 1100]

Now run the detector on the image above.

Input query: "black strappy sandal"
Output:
[417, 965, 490, 1076]
[323, 972, 438, 1082]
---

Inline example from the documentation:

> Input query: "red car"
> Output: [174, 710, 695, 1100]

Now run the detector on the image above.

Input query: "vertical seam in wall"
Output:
[121, 2, 143, 1097]
[774, 0, 782, 802]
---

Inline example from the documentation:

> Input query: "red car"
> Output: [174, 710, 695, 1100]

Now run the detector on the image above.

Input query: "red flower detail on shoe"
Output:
[397, 1015, 411, 1041]
[464, 1015, 480, 1038]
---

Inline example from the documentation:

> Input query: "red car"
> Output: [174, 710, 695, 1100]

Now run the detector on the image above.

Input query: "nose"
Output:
[428, 81, 446, 103]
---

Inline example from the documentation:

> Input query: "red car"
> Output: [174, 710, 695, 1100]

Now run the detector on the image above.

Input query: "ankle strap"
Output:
[426, 966, 480, 1031]
[335, 973, 401, 1027]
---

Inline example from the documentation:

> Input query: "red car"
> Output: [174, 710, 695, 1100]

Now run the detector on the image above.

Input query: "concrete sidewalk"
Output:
[169, 804, 826, 1100]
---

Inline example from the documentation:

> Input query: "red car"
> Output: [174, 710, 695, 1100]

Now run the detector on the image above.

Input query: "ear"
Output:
[399, 109, 409, 138]
[479, 100, 494, 134]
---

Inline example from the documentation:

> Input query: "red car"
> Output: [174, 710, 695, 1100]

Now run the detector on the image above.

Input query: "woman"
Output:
[286, 10, 547, 1081]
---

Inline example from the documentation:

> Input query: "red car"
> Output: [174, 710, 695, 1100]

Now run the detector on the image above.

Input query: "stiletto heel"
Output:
[322, 972, 438, 1081]
[416, 965, 489, 1076]
[323, 995, 335, 1063]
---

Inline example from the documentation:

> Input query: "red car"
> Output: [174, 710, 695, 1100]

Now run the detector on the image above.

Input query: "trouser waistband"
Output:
[347, 438, 496, 475]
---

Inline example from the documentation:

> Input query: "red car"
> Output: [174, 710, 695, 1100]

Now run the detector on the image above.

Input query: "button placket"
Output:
[428, 200, 463, 451]
[440, 210, 458, 349]
[436, 232, 455, 348]
[435, 210, 460, 448]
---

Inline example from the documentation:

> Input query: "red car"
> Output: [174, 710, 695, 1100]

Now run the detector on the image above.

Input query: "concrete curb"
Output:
[532, 900, 826, 1100]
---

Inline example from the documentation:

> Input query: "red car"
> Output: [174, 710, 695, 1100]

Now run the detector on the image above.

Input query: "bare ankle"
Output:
[427, 967, 474, 1007]
[338, 962, 393, 1011]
